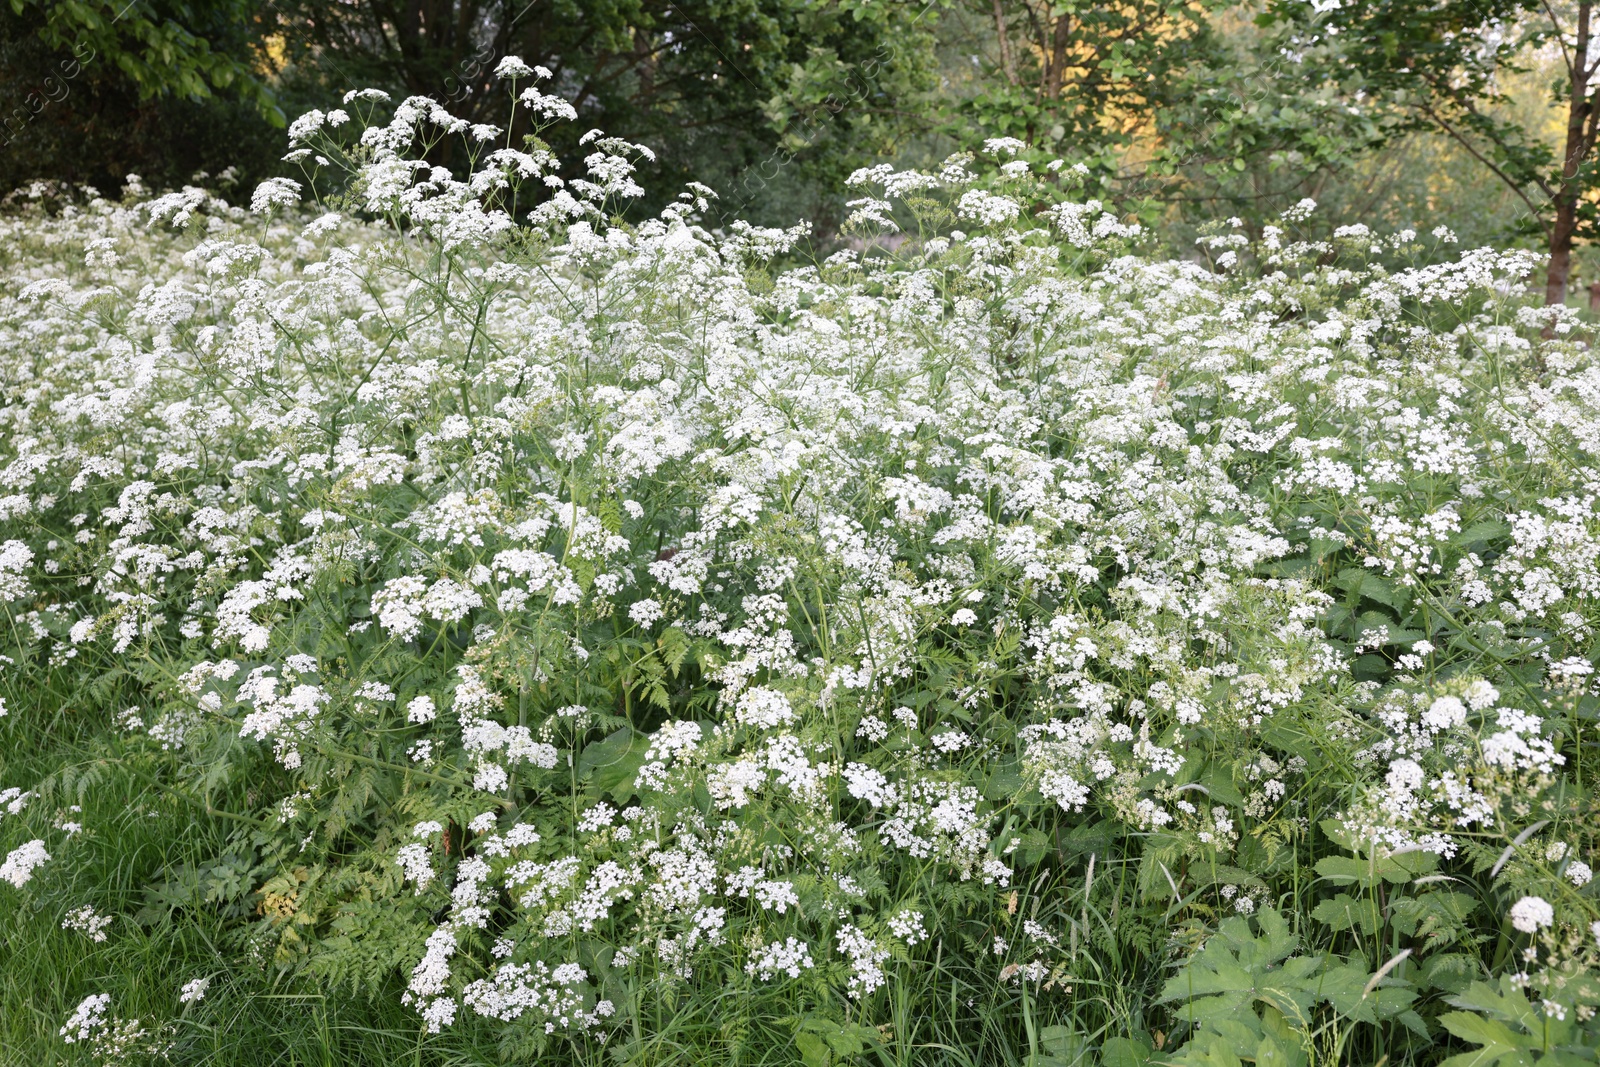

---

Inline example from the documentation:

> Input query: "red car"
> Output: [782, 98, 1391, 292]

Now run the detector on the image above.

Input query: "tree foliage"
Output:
[1, 0, 937, 225]
[266, 0, 939, 221]
[937, 0, 1381, 228]
[9, 0, 279, 116]
[1266, 0, 1600, 303]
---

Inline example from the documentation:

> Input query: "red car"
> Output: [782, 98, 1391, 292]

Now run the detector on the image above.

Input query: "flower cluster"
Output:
[1, 64, 1597, 1057]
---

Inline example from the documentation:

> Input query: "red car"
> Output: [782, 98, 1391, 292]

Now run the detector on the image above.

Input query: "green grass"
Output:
[0, 701, 502, 1067]
[0, 699, 1171, 1066]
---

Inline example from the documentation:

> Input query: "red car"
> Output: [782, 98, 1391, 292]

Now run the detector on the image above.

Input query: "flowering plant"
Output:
[1, 64, 1598, 1065]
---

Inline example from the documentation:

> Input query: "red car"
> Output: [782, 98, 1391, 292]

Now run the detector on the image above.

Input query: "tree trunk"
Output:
[1548, 198, 1578, 307]
[993, 0, 1015, 85]
[1549, 0, 1595, 305]
[1043, 12, 1073, 101]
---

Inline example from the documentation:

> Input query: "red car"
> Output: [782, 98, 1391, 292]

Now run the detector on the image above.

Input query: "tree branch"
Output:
[1542, 0, 1575, 80]
[993, 0, 1016, 85]
[1417, 100, 1555, 236]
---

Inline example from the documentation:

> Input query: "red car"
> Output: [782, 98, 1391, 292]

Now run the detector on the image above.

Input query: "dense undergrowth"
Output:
[2, 66, 1599, 1067]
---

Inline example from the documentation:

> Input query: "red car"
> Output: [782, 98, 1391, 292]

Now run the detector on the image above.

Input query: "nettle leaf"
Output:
[1325, 605, 1401, 645]
[1306, 534, 1346, 564]
[1201, 765, 1246, 807]
[1014, 827, 1053, 867]
[794, 1016, 881, 1067]
[796, 1031, 832, 1067]
[983, 767, 1025, 802]
[1452, 520, 1510, 550]
[1351, 653, 1391, 682]
[1039, 1024, 1090, 1065]
[1199, 864, 1272, 894]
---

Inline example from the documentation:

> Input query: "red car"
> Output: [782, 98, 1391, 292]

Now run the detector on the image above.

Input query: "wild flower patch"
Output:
[1, 65, 1598, 1066]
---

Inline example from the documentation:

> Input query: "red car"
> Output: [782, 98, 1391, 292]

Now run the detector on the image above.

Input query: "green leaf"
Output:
[1040, 1024, 1089, 1064]
[1200, 864, 1270, 893]
[1452, 521, 1509, 549]
[1255, 1034, 1294, 1067]
[1437, 1011, 1529, 1056]
[796, 1031, 832, 1067]
[575, 725, 635, 778]
[825, 1022, 880, 1056]
[983, 769, 1024, 801]
[1335, 567, 1408, 611]
[1310, 892, 1381, 934]
[576, 726, 652, 800]
[1448, 979, 1543, 1034]
[1422, 954, 1479, 995]
[1202, 766, 1246, 807]
[1100, 1036, 1152, 1067]
[1016, 828, 1053, 867]
[1352, 654, 1390, 681]
[657, 627, 691, 675]
[1315, 848, 1435, 888]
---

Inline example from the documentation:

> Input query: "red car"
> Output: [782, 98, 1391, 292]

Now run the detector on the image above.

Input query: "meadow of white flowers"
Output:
[1, 63, 1598, 1066]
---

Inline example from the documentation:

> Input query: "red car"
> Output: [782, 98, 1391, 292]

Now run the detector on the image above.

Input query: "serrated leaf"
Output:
[1314, 856, 1373, 886]
[1315, 849, 1435, 888]
[1448, 979, 1541, 1031]
[796, 1031, 831, 1067]
[1202, 864, 1271, 892]
[983, 767, 1024, 801]
[1016, 828, 1052, 867]
[576, 726, 635, 778]
[1453, 521, 1508, 548]
[1437, 1011, 1528, 1055]
[1255, 1034, 1296, 1067]
[1352, 654, 1390, 681]
[1040, 1024, 1089, 1063]
[576, 726, 652, 800]
[1100, 1036, 1152, 1067]
[1336, 567, 1408, 611]
[1311, 892, 1381, 934]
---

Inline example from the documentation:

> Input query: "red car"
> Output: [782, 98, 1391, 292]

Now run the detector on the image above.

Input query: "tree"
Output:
[1, 1, 283, 193]
[1267, 0, 1599, 305]
[1, 0, 935, 224]
[956, 0, 1222, 151]
[266, 0, 939, 223]
[935, 0, 1380, 228]
[7, 0, 279, 118]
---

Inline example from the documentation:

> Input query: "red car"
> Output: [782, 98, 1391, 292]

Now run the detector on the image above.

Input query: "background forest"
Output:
[1, 0, 1595, 294]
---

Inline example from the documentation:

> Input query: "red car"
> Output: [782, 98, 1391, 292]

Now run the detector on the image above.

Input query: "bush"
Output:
[1, 70, 1598, 1066]
[0, 4, 284, 201]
